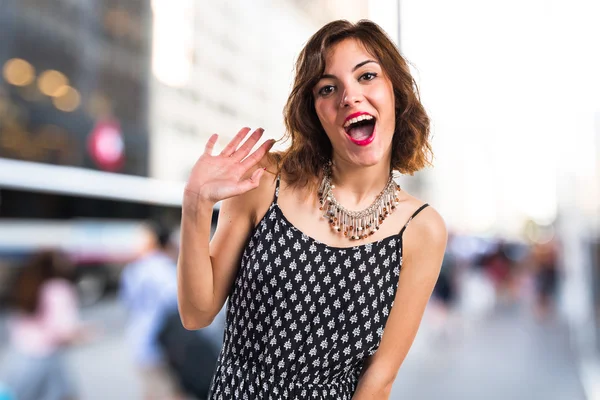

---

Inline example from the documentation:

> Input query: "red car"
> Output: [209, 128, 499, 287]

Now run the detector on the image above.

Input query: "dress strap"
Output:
[272, 175, 281, 204]
[399, 203, 429, 237]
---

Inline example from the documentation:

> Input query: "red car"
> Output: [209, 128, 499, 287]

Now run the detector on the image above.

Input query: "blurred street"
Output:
[1, 296, 586, 400]
[392, 306, 586, 400]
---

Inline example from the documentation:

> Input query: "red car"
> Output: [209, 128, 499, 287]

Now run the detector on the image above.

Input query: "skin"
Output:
[177, 38, 447, 400]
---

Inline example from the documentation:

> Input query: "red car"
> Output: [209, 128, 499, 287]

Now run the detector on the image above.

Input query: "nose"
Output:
[340, 84, 363, 108]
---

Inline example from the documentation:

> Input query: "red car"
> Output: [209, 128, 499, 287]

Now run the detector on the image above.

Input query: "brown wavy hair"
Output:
[277, 19, 432, 188]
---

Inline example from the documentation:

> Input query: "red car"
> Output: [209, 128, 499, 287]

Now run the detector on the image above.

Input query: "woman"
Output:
[2, 250, 94, 400]
[178, 20, 447, 399]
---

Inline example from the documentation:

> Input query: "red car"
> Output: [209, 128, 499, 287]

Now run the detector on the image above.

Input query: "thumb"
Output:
[249, 167, 265, 187]
[238, 167, 265, 194]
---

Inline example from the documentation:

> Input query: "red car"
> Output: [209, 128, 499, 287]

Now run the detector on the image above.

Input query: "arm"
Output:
[178, 181, 259, 329]
[353, 206, 447, 399]
[177, 128, 275, 330]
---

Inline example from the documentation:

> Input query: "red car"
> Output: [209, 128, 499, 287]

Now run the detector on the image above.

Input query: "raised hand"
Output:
[184, 127, 275, 206]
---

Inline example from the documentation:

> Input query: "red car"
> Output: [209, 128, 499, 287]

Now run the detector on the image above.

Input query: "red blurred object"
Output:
[87, 120, 125, 171]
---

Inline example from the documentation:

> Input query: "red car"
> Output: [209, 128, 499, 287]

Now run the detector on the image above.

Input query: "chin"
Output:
[348, 149, 387, 168]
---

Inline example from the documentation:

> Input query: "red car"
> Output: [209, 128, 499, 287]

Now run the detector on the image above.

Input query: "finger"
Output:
[204, 134, 219, 155]
[231, 128, 265, 161]
[241, 139, 276, 170]
[236, 167, 265, 194]
[220, 127, 252, 157]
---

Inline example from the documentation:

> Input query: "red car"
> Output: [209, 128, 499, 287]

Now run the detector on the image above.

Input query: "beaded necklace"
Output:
[317, 162, 401, 241]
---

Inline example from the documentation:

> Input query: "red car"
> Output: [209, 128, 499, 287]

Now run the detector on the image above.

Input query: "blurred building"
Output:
[0, 0, 177, 305]
[0, 0, 156, 218]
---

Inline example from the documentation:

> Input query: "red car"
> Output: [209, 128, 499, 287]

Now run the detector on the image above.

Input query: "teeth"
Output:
[343, 114, 374, 129]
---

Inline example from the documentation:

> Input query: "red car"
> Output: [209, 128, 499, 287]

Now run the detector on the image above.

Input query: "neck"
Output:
[328, 156, 393, 209]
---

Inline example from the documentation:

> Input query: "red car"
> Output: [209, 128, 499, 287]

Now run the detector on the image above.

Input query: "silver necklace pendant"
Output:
[317, 163, 401, 241]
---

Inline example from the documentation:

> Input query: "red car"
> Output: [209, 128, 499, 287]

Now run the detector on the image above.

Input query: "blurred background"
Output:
[0, 0, 599, 399]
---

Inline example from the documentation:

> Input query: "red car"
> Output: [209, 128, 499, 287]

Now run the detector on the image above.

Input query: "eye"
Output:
[359, 72, 377, 81]
[317, 85, 335, 97]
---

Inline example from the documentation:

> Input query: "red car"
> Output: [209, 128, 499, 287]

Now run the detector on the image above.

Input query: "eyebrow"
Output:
[319, 59, 379, 80]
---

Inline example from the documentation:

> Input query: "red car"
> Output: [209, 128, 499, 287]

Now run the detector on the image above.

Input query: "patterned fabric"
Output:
[209, 177, 428, 399]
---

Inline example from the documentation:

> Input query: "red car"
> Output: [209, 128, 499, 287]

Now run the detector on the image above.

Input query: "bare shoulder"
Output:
[398, 193, 447, 272]
[397, 189, 446, 239]
[406, 204, 447, 246]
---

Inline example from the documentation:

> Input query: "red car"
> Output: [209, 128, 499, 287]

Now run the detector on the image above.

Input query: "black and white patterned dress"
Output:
[209, 176, 429, 399]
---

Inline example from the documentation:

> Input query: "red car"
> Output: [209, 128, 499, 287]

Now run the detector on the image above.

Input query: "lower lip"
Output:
[347, 125, 376, 147]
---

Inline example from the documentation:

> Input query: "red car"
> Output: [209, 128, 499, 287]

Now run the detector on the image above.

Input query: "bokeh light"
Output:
[37, 70, 69, 97]
[52, 86, 81, 112]
[2, 58, 35, 87]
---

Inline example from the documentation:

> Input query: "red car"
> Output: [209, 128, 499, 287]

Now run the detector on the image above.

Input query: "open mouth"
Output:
[343, 114, 376, 146]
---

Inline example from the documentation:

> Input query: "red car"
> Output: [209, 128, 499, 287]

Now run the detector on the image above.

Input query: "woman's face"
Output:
[313, 38, 395, 168]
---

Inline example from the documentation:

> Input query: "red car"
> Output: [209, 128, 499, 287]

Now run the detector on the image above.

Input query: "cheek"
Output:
[315, 100, 337, 127]
[376, 88, 395, 126]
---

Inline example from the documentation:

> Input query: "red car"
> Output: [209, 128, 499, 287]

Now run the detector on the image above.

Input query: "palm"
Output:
[186, 127, 274, 204]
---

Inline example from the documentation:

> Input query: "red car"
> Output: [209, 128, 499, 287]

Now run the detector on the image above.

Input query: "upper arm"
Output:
[206, 157, 277, 317]
[355, 206, 447, 395]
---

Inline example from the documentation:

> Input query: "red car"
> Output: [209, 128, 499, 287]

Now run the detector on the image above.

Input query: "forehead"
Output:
[324, 38, 377, 71]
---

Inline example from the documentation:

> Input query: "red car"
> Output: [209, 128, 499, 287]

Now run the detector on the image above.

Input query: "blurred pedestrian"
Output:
[120, 222, 182, 400]
[531, 237, 560, 320]
[430, 247, 458, 339]
[1, 250, 94, 400]
[481, 241, 515, 307]
[178, 19, 447, 399]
